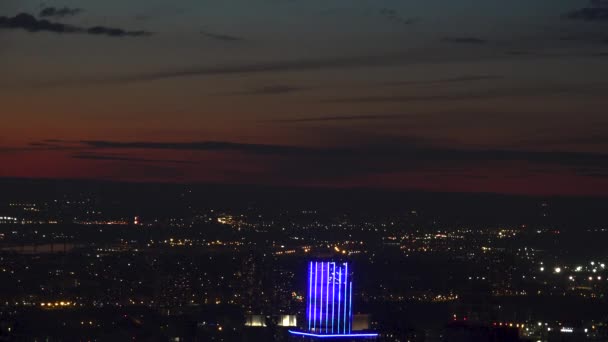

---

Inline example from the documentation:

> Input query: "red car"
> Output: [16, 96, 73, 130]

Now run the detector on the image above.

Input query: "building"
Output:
[289, 261, 378, 340]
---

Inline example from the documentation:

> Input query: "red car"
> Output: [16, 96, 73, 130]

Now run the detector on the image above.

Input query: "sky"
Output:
[1, 0, 608, 195]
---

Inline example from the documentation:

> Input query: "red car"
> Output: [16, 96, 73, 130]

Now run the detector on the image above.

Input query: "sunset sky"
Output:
[2, 0, 608, 195]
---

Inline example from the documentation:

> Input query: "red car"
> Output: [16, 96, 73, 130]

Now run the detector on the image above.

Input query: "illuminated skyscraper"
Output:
[289, 261, 378, 340]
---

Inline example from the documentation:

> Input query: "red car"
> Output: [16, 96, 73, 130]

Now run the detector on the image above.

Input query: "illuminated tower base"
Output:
[289, 261, 378, 340]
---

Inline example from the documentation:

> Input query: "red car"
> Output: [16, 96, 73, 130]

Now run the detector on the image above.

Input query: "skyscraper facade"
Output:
[289, 261, 377, 340]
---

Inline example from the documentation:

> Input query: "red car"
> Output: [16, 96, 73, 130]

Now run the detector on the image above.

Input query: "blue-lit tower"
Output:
[289, 261, 377, 340]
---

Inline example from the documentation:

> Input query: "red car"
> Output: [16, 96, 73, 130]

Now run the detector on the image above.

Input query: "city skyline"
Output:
[3, 1, 608, 195]
[1, 179, 608, 341]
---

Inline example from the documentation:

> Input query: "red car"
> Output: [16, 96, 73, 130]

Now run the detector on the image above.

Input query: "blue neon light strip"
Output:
[343, 263, 348, 334]
[337, 268, 341, 334]
[307, 261, 360, 336]
[313, 261, 318, 331]
[320, 262, 324, 331]
[308, 261, 313, 331]
[289, 330, 378, 338]
[349, 281, 353, 334]
[331, 262, 335, 334]
[326, 262, 330, 333]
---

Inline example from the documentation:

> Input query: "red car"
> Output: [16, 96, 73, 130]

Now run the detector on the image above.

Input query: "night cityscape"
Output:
[3, 0, 608, 341]
[0, 180, 607, 341]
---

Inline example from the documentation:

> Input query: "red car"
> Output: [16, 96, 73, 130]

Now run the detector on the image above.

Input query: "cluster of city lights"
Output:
[492, 322, 525, 328]
[539, 261, 607, 285]
[40, 301, 77, 307]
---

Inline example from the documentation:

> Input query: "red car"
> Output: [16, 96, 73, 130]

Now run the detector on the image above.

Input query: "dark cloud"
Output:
[441, 37, 488, 44]
[22, 141, 80, 151]
[0, 140, 80, 153]
[558, 32, 608, 44]
[0, 13, 151, 37]
[323, 93, 476, 104]
[86, 26, 150, 37]
[25, 54, 413, 87]
[127, 54, 408, 80]
[26, 140, 85, 150]
[201, 31, 244, 42]
[0, 13, 78, 33]
[19, 49, 597, 89]
[78, 140, 322, 156]
[565, 0, 608, 22]
[323, 83, 608, 104]
[28, 142, 65, 148]
[379, 8, 418, 26]
[384, 75, 503, 86]
[273, 145, 608, 181]
[22, 139, 608, 182]
[39, 7, 83, 18]
[43, 139, 608, 167]
[262, 114, 408, 123]
[226, 85, 309, 96]
[72, 153, 196, 164]
[519, 134, 608, 148]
